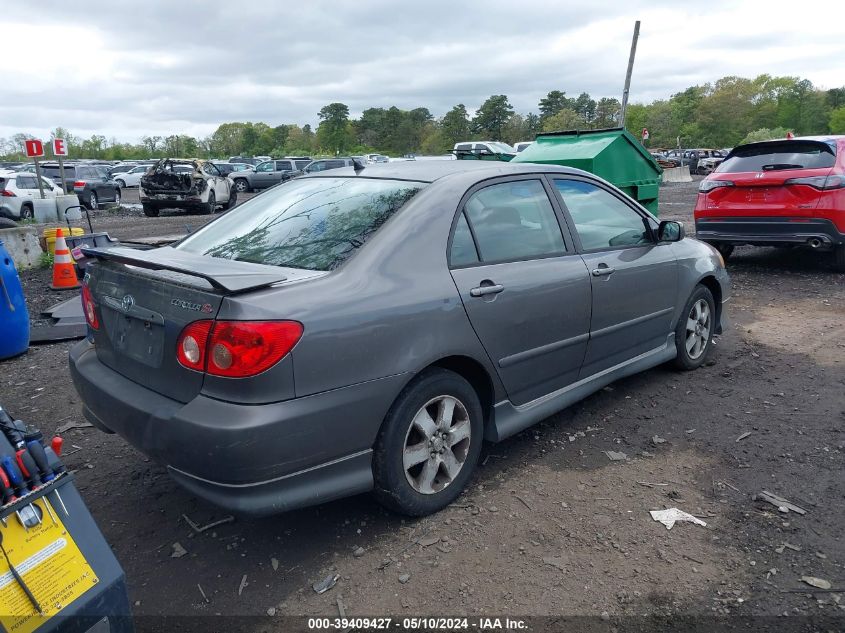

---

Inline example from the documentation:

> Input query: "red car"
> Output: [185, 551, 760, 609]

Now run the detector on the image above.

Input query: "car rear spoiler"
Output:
[81, 246, 288, 294]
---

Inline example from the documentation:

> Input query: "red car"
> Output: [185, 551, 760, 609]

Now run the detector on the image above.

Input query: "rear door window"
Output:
[16, 175, 38, 190]
[275, 161, 292, 171]
[719, 141, 836, 172]
[178, 177, 425, 270]
[463, 180, 566, 263]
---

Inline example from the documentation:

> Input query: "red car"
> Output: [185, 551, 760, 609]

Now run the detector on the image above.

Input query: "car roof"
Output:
[303, 159, 593, 183]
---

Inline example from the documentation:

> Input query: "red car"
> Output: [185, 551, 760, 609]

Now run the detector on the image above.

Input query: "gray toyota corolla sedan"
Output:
[69, 161, 729, 517]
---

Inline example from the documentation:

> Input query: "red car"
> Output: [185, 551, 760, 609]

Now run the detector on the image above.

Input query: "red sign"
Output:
[24, 139, 44, 158]
[53, 138, 68, 156]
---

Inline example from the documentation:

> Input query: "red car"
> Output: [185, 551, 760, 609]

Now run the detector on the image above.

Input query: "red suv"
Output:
[694, 136, 845, 271]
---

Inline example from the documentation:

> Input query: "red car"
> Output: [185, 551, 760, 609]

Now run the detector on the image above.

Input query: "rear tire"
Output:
[834, 245, 845, 273]
[142, 203, 159, 217]
[115, 179, 126, 188]
[20, 204, 33, 220]
[673, 285, 716, 371]
[113, 188, 121, 206]
[87, 192, 98, 210]
[372, 369, 483, 516]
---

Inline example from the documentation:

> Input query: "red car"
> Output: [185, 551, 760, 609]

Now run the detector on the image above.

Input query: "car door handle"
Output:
[591, 265, 615, 277]
[470, 283, 504, 297]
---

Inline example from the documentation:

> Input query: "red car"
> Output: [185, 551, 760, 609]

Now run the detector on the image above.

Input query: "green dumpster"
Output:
[512, 127, 662, 215]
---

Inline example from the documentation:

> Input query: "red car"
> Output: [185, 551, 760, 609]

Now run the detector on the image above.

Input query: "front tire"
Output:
[222, 188, 237, 210]
[673, 285, 716, 371]
[373, 369, 483, 516]
[233, 178, 249, 193]
[200, 190, 215, 215]
[115, 179, 126, 188]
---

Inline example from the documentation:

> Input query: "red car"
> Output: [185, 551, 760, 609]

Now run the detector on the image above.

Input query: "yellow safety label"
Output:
[0, 496, 99, 633]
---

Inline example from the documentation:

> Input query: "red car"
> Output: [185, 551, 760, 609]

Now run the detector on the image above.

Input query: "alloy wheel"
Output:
[685, 298, 711, 360]
[403, 395, 471, 495]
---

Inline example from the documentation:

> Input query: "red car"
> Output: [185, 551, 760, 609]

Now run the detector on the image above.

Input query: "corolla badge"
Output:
[171, 298, 214, 313]
[121, 295, 135, 312]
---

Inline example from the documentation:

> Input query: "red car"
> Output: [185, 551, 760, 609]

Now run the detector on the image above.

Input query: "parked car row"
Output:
[659, 149, 729, 174]
[0, 170, 61, 219]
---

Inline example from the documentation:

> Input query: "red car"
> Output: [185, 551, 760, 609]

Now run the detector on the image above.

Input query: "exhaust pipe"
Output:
[807, 238, 823, 249]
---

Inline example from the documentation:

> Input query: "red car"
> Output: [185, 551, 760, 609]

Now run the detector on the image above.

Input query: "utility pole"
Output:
[620, 20, 641, 128]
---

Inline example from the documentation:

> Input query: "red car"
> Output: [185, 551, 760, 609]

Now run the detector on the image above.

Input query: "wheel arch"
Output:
[389, 355, 497, 440]
[697, 274, 723, 334]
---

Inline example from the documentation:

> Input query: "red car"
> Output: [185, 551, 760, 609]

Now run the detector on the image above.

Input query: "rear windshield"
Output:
[717, 141, 836, 173]
[177, 177, 425, 271]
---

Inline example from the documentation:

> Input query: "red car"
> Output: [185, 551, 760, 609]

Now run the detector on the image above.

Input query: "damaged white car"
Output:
[139, 159, 237, 217]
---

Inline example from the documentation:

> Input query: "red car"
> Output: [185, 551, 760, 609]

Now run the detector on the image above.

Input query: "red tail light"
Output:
[784, 174, 845, 190]
[73, 180, 86, 188]
[176, 320, 303, 377]
[1, 190, 15, 197]
[81, 283, 99, 330]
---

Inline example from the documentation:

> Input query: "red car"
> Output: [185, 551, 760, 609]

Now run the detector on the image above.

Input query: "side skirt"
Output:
[486, 334, 676, 442]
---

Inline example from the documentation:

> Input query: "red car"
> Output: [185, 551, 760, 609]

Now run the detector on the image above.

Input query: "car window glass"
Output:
[17, 175, 37, 189]
[256, 161, 274, 173]
[40, 178, 54, 190]
[204, 163, 220, 176]
[178, 177, 425, 271]
[450, 212, 479, 267]
[554, 179, 650, 250]
[464, 180, 565, 263]
[294, 160, 310, 170]
[718, 141, 836, 172]
[456, 144, 471, 151]
[274, 161, 289, 171]
[326, 160, 345, 169]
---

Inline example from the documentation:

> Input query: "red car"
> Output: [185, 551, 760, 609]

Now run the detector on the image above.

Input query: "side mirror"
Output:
[657, 220, 685, 242]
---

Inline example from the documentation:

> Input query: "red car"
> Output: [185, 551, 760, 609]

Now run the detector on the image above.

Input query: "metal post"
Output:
[33, 158, 46, 199]
[58, 156, 68, 194]
[619, 20, 641, 128]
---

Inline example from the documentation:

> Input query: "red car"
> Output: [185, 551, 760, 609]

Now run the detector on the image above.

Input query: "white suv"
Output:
[0, 171, 60, 220]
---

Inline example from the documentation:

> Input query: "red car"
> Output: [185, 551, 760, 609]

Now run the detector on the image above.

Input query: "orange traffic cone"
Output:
[50, 228, 81, 291]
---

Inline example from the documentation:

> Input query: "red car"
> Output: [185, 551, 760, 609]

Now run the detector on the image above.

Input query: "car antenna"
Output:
[352, 158, 365, 173]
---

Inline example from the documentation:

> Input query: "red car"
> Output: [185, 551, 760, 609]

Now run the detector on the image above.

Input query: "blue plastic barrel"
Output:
[0, 240, 29, 359]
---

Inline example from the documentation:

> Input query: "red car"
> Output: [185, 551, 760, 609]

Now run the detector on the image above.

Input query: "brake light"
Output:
[73, 181, 86, 188]
[784, 175, 845, 190]
[1, 190, 15, 197]
[699, 179, 735, 193]
[176, 320, 303, 377]
[81, 283, 99, 330]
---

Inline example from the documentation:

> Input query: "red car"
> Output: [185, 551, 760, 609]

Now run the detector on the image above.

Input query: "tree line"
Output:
[2, 74, 843, 160]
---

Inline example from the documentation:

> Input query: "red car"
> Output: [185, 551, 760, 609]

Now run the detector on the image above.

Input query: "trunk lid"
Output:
[704, 167, 833, 216]
[82, 246, 289, 403]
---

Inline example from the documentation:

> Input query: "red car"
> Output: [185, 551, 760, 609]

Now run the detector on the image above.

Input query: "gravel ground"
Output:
[1, 177, 843, 629]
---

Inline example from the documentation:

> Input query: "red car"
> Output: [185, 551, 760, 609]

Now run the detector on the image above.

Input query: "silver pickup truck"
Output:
[229, 158, 311, 192]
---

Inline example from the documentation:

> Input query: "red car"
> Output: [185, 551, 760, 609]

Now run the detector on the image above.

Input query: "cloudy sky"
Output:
[5, 0, 844, 142]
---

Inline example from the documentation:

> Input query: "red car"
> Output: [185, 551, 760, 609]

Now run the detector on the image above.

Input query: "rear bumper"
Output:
[695, 217, 845, 248]
[69, 340, 405, 515]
